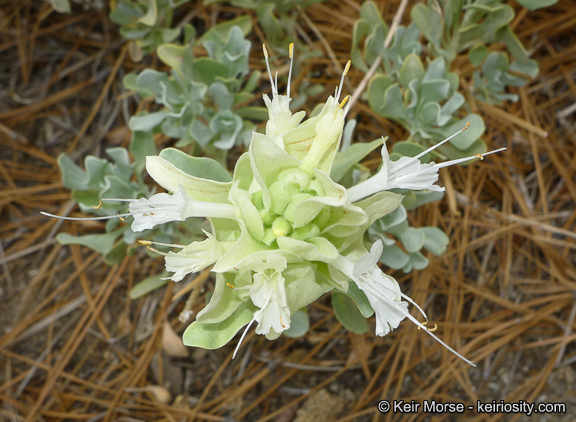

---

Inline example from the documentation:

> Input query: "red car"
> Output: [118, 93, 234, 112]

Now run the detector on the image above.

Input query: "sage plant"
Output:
[45, 45, 505, 365]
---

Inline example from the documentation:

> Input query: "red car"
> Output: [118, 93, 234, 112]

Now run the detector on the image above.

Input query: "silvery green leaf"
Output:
[480, 4, 514, 42]
[421, 227, 449, 256]
[135, 70, 177, 101]
[441, 92, 465, 117]
[84, 155, 110, 188]
[193, 57, 228, 85]
[469, 44, 488, 67]
[160, 27, 180, 44]
[159, 148, 232, 182]
[196, 273, 244, 324]
[102, 175, 132, 200]
[399, 54, 425, 89]
[146, 155, 232, 202]
[403, 190, 444, 211]
[411, 3, 443, 48]
[183, 301, 257, 350]
[58, 154, 90, 190]
[104, 241, 128, 265]
[158, 44, 195, 79]
[435, 114, 485, 150]
[198, 15, 252, 44]
[391, 141, 426, 160]
[509, 59, 539, 79]
[256, 3, 283, 41]
[129, 111, 170, 132]
[209, 82, 235, 110]
[129, 272, 170, 300]
[49, 0, 71, 13]
[107, 148, 133, 181]
[517, 0, 558, 10]
[346, 281, 374, 318]
[283, 308, 309, 338]
[57, 231, 120, 255]
[408, 251, 429, 271]
[379, 243, 410, 270]
[285, 264, 327, 312]
[129, 131, 156, 173]
[420, 79, 451, 104]
[188, 119, 212, 148]
[331, 137, 383, 183]
[399, 227, 425, 253]
[332, 291, 369, 334]
[183, 23, 196, 44]
[236, 106, 268, 121]
[72, 190, 100, 209]
[418, 102, 442, 129]
[423, 57, 446, 81]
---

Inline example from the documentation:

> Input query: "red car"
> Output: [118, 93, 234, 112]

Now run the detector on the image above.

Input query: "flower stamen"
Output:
[412, 122, 470, 162]
[287, 43, 294, 99]
[262, 43, 277, 95]
[336, 60, 351, 102]
[40, 211, 133, 221]
[93, 199, 102, 209]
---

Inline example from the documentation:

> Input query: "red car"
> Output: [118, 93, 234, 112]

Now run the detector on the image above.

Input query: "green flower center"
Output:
[250, 167, 331, 246]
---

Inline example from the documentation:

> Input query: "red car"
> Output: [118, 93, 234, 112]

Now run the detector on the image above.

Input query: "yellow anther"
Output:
[475, 153, 484, 160]
[464, 121, 470, 130]
[417, 321, 438, 332]
[339, 95, 350, 109]
[263, 43, 268, 59]
[343, 60, 351, 77]
[226, 283, 235, 289]
[93, 199, 102, 210]
[138, 240, 152, 245]
[118, 214, 126, 221]
[289, 43, 294, 58]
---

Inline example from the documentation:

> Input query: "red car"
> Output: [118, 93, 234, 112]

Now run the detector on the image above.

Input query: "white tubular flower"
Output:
[249, 253, 291, 336]
[262, 43, 305, 141]
[129, 186, 238, 232]
[41, 185, 238, 232]
[233, 253, 291, 358]
[330, 240, 476, 366]
[347, 124, 507, 203]
[164, 231, 225, 282]
[128, 186, 189, 232]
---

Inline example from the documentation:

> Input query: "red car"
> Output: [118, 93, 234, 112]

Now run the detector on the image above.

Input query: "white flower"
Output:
[248, 253, 291, 335]
[262, 43, 305, 142]
[164, 231, 225, 282]
[331, 240, 476, 366]
[41, 185, 238, 232]
[233, 253, 291, 358]
[347, 125, 507, 202]
[128, 186, 189, 232]
[128, 185, 238, 232]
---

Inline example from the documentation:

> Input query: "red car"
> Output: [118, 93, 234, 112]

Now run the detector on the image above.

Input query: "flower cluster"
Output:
[45, 45, 504, 366]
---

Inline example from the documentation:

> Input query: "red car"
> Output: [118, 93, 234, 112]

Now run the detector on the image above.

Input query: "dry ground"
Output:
[1, 1, 575, 421]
